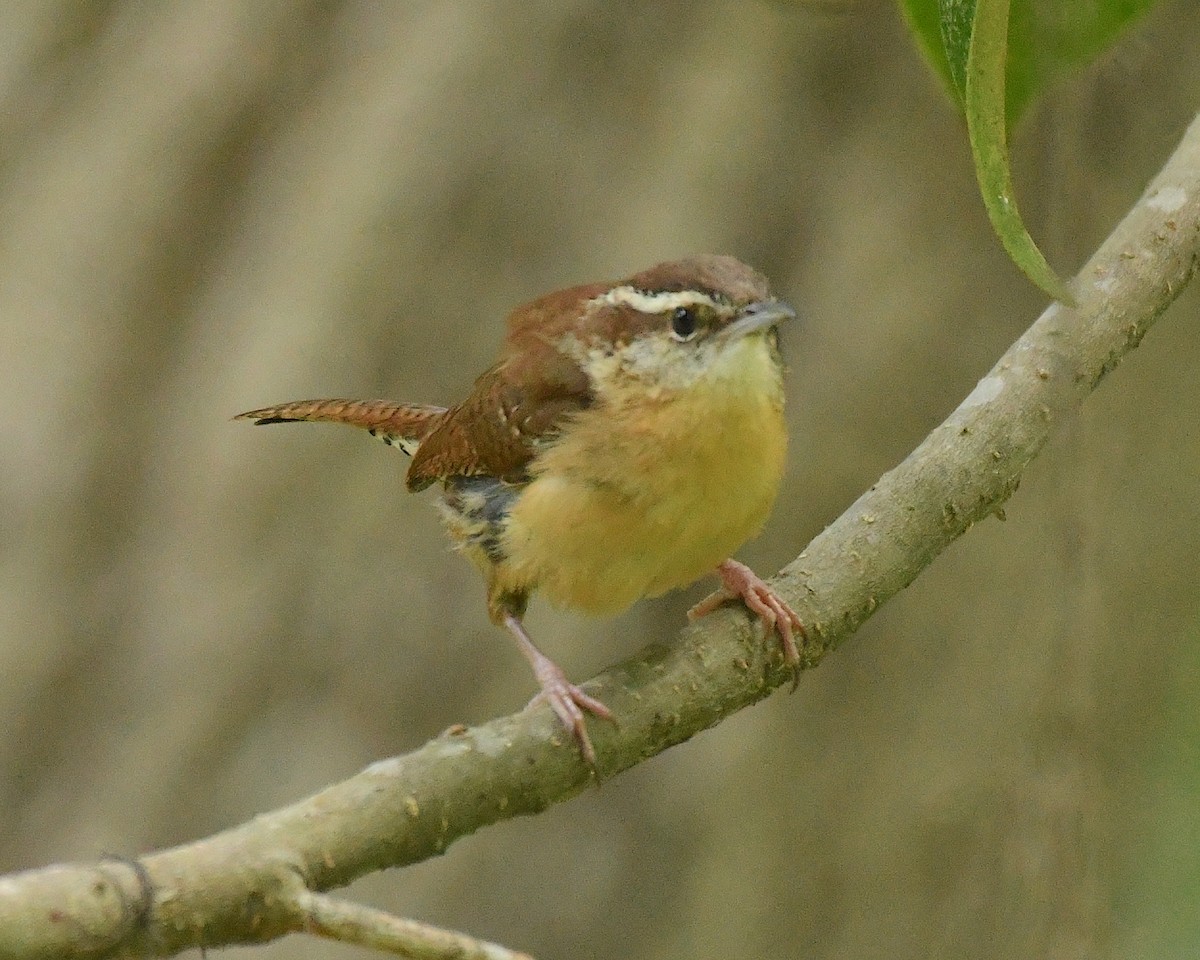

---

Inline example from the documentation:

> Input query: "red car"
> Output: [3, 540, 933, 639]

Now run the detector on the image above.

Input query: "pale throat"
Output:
[580, 329, 782, 420]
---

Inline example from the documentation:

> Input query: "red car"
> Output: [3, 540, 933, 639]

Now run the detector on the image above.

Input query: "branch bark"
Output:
[2, 113, 1197, 960]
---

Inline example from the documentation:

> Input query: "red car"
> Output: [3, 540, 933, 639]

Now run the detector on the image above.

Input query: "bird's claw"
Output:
[689, 559, 806, 689]
[528, 665, 614, 771]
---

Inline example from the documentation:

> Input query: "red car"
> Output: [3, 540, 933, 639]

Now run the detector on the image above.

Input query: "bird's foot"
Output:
[527, 662, 614, 770]
[503, 612, 614, 769]
[688, 559, 806, 688]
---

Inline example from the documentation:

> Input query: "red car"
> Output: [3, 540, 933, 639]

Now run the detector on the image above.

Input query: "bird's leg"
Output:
[501, 612, 614, 768]
[688, 559, 805, 686]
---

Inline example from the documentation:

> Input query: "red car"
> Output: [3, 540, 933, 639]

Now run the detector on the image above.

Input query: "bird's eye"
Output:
[670, 306, 698, 341]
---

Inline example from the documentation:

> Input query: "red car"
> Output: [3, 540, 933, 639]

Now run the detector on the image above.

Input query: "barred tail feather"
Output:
[235, 399, 447, 456]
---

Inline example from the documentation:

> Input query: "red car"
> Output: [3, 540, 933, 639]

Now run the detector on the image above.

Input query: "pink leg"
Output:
[688, 559, 805, 684]
[502, 613, 614, 768]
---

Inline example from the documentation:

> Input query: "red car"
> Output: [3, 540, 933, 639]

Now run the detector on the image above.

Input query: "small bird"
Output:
[238, 255, 802, 766]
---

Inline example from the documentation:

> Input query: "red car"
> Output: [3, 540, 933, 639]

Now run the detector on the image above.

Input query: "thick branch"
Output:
[1, 114, 1197, 960]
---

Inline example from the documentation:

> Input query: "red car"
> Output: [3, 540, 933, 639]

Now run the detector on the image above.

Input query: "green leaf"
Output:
[937, 0, 975, 106]
[899, 0, 1160, 127]
[898, 0, 1159, 300]
[967, 0, 1073, 302]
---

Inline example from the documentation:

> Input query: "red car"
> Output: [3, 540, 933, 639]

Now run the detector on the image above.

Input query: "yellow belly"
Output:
[497, 338, 787, 614]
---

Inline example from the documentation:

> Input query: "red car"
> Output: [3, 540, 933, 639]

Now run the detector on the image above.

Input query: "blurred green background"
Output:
[1, 2, 1198, 958]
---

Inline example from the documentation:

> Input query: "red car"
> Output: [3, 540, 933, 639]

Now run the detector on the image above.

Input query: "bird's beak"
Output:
[721, 299, 797, 340]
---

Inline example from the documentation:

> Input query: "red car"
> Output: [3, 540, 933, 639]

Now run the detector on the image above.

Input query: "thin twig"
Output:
[284, 876, 533, 960]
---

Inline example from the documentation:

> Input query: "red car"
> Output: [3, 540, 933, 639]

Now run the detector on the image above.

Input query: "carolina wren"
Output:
[238, 255, 802, 766]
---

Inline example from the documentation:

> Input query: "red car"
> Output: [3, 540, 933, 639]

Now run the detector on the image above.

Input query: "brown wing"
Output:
[406, 350, 592, 491]
[236, 399, 447, 454]
[405, 280, 605, 490]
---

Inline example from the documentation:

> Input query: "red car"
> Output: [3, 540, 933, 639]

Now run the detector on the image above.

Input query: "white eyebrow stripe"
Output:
[592, 286, 721, 314]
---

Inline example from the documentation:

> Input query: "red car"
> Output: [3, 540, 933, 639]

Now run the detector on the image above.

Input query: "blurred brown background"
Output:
[2, 2, 1198, 958]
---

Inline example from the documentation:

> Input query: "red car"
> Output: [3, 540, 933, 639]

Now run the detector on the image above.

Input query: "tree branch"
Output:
[2, 113, 1197, 960]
